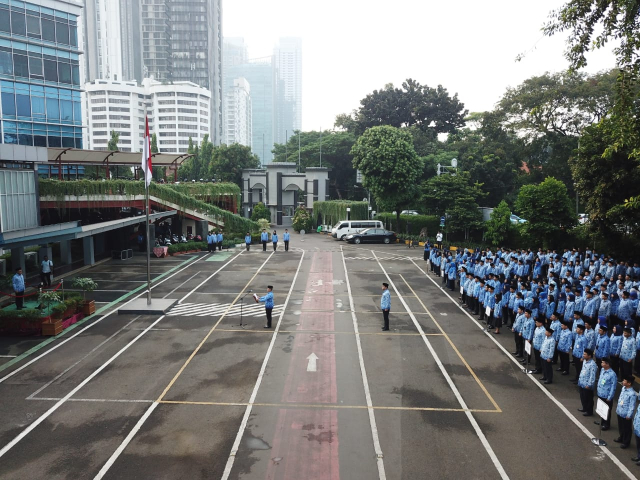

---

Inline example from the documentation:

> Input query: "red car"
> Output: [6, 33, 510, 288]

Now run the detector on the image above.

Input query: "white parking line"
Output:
[409, 258, 637, 480]
[342, 246, 387, 480]
[373, 251, 509, 480]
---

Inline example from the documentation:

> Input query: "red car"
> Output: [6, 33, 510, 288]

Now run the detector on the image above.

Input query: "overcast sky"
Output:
[224, 0, 616, 132]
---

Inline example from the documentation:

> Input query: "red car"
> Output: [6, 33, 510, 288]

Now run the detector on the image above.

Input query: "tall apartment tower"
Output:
[224, 78, 251, 147]
[83, 0, 142, 83]
[141, 0, 223, 145]
[273, 37, 302, 144]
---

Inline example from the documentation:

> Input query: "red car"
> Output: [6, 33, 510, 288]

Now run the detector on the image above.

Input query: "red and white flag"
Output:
[141, 116, 152, 187]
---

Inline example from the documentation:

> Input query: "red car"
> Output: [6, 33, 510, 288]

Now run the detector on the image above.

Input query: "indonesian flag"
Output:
[141, 116, 152, 187]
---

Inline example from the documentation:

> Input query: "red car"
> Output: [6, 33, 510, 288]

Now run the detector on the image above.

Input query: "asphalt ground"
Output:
[0, 236, 637, 479]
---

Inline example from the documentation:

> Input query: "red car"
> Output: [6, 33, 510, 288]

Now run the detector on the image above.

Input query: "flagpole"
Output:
[146, 178, 151, 305]
[144, 115, 152, 305]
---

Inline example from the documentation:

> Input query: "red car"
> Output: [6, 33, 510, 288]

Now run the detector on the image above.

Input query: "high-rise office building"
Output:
[224, 77, 251, 147]
[224, 60, 273, 164]
[83, 0, 142, 83]
[85, 78, 211, 154]
[273, 37, 301, 143]
[0, 0, 84, 148]
[141, 0, 222, 145]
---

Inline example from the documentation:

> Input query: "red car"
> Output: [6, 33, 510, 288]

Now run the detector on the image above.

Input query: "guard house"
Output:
[241, 163, 330, 225]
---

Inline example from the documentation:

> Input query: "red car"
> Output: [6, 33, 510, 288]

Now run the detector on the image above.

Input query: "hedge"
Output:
[39, 179, 258, 233]
[313, 201, 369, 226]
[375, 213, 440, 236]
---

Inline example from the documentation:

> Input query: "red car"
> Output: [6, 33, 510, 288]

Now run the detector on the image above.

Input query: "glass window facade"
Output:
[0, 0, 82, 149]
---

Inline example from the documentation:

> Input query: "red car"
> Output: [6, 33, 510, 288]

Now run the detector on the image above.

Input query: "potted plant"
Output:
[39, 290, 63, 336]
[71, 278, 98, 315]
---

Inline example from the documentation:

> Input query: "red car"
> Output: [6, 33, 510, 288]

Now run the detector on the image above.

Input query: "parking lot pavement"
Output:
[0, 235, 635, 479]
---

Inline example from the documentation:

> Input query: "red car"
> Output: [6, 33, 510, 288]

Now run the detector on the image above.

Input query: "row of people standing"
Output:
[255, 229, 290, 252]
[206, 231, 224, 252]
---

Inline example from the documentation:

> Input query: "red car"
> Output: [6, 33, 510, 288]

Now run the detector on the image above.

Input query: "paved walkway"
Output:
[0, 235, 635, 479]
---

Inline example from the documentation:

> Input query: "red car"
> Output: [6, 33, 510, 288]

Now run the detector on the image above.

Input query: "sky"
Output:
[223, 0, 617, 132]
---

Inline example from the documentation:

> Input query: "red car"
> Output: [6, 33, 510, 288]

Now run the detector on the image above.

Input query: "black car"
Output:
[346, 228, 397, 244]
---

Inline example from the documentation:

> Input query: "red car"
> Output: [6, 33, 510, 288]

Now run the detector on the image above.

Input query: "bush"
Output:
[292, 208, 313, 232]
[376, 213, 440, 236]
[257, 218, 270, 231]
[251, 202, 271, 222]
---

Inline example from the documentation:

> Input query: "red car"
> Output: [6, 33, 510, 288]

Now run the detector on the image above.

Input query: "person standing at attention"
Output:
[12, 267, 25, 310]
[272, 230, 278, 251]
[217, 230, 223, 251]
[614, 376, 637, 449]
[436, 231, 443, 250]
[283, 229, 290, 252]
[256, 285, 274, 329]
[261, 229, 269, 251]
[40, 255, 53, 287]
[381, 282, 391, 331]
[244, 232, 252, 251]
[207, 231, 215, 253]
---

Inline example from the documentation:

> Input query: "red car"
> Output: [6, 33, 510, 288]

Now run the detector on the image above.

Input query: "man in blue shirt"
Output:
[271, 230, 278, 251]
[595, 358, 617, 430]
[578, 348, 597, 416]
[261, 229, 269, 251]
[615, 376, 637, 448]
[381, 282, 391, 331]
[557, 321, 573, 375]
[595, 324, 611, 368]
[283, 229, 290, 252]
[540, 326, 555, 384]
[217, 231, 223, 251]
[12, 267, 25, 310]
[244, 232, 252, 252]
[620, 327, 636, 379]
[257, 285, 275, 328]
[207, 231, 215, 252]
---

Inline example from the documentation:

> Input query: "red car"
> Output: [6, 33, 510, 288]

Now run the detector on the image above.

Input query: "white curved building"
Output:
[84, 78, 211, 153]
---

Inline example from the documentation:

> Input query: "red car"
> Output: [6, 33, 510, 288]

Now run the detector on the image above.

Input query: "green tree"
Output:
[107, 130, 119, 151]
[151, 133, 159, 153]
[209, 143, 260, 187]
[292, 207, 312, 232]
[485, 200, 512, 246]
[514, 177, 576, 247]
[351, 126, 424, 225]
[337, 79, 468, 137]
[272, 130, 357, 199]
[421, 171, 486, 216]
[251, 202, 271, 222]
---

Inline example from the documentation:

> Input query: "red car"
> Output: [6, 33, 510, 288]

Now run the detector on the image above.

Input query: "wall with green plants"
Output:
[313, 201, 369, 226]
[375, 213, 440, 236]
[39, 179, 258, 232]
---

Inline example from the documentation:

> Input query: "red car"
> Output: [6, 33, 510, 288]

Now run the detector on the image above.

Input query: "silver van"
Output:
[332, 220, 383, 240]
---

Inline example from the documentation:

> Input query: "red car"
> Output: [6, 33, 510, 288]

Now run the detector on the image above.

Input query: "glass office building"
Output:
[0, 0, 83, 149]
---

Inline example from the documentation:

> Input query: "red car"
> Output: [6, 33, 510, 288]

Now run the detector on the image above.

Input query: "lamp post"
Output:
[346, 207, 351, 221]
[574, 183, 579, 215]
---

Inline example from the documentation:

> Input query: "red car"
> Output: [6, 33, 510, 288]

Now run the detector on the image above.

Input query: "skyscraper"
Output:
[273, 37, 301, 144]
[224, 77, 251, 147]
[141, 0, 223, 145]
[0, 0, 84, 148]
[83, 0, 142, 83]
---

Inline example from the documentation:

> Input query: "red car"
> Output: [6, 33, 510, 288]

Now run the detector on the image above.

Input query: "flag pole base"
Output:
[118, 298, 178, 315]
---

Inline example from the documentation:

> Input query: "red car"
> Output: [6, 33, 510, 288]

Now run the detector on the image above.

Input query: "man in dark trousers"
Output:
[257, 286, 274, 329]
[261, 229, 269, 251]
[381, 282, 391, 331]
[12, 267, 25, 310]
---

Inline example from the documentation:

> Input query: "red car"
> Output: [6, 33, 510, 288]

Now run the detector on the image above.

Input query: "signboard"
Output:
[596, 398, 610, 420]
[525, 340, 532, 355]
[440, 216, 446, 227]
[460, 286, 464, 295]
[485, 306, 491, 316]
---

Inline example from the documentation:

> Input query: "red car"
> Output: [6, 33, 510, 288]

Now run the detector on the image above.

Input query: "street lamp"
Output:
[346, 207, 351, 221]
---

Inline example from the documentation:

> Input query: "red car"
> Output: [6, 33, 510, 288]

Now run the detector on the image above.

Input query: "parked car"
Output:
[332, 220, 384, 240]
[401, 210, 420, 215]
[578, 213, 589, 224]
[346, 228, 397, 244]
[510, 214, 527, 224]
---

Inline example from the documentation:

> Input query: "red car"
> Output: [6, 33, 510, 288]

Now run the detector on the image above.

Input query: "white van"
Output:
[332, 220, 383, 240]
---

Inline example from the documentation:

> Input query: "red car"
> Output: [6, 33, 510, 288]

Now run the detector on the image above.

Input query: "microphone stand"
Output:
[238, 290, 252, 329]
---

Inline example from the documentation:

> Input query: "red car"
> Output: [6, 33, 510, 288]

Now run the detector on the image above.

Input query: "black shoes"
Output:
[263, 325, 271, 329]
[544, 381, 552, 384]
[381, 327, 389, 331]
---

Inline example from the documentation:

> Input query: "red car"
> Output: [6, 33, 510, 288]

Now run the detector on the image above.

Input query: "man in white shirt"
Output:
[436, 231, 443, 250]
[40, 255, 53, 287]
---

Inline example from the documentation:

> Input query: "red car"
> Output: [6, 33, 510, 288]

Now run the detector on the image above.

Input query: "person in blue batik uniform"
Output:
[620, 327, 636, 380]
[257, 285, 274, 328]
[244, 232, 252, 251]
[632, 389, 640, 464]
[557, 321, 573, 375]
[217, 231, 223, 251]
[512, 306, 525, 357]
[610, 322, 623, 379]
[615, 376, 637, 448]
[595, 324, 611, 367]
[283, 229, 290, 252]
[271, 230, 278, 251]
[583, 319, 597, 351]
[578, 348, 597, 416]
[532, 318, 546, 374]
[540, 326, 556, 384]
[261, 229, 269, 251]
[595, 358, 617, 430]
[381, 282, 391, 331]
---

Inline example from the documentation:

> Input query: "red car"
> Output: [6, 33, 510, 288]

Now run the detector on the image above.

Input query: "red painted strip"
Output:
[297, 311, 335, 331]
[301, 295, 334, 311]
[266, 409, 340, 480]
[310, 252, 333, 273]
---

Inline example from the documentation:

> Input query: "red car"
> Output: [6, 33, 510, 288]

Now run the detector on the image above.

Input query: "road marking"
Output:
[306, 352, 319, 372]
[0, 253, 204, 379]
[410, 258, 638, 480]
[398, 275, 501, 413]
[93, 251, 282, 480]
[373, 251, 509, 480]
[0, 355, 17, 358]
[342, 246, 387, 479]
[162, 271, 201, 298]
[29, 397, 153, 404]
[0, 314, 167, 462]
[220, 252, 305, 480]
[167, 302, 285, 317]
[26, 316, 142, 400]
[0, 251, 243, 462]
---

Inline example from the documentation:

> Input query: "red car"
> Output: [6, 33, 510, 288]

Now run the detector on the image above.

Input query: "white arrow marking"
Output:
[306, 353, 319, 372]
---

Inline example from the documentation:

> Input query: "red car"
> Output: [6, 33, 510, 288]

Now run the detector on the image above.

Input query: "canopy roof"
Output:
[47, 148, 193, 167]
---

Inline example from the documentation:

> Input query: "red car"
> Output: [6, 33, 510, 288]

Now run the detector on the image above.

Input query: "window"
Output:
[177, 92, 197, 98]
[92, 114, 106, 120]
[29, 57, 43, 78]
[1, 92, 15, 116]
[58, 62, 71, 84]
[43, 59, 58, 82]
[177, 100, 197, 106]
[0, 8, 9, 33]
[177, 116, 196, 122]
[93, 131, 107, 136]
[159, 116, 175, 121]
[31, 96, 45, 118]
[69, 25, 77, 47]
[15, 94, 30, 117]
[46, 97, 59, 120]
[13, 54, 29, 78]
[11, 11, 26, 36]
[60, 100, 73, 121]
[41, 18, 56, 42]
[158, 100, 175, 105]
[110, 123, 130, 129]
[158, 108, 175, 113]
[109, 115, 130, 120]
[26, 15, 40, 38]
[55, 21, 69, 44]
[108, 98, 129, 104]
[159, 140, 176, 145]
[91, 98, 106, 104]
[107, 91, 130, 96]
[93, 139, 107, 144]
[0, 50, 13, 75]
[93, 106, 106, 112]
[92, 123, 107, 128]
[108, 107, 130, 112]
[178, 124, 198, 130]
[177, 108, 196, 114]
[155, 92, 174, 97]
